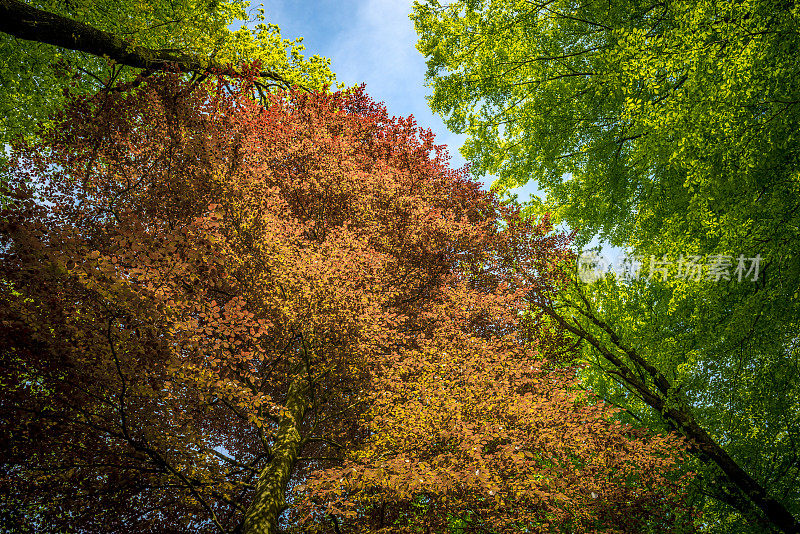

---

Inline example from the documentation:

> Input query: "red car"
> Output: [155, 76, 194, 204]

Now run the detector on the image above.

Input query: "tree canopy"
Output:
[413, 0, 800, 532]
[413, 0, 799, 248]
[0, 73, 696, 533]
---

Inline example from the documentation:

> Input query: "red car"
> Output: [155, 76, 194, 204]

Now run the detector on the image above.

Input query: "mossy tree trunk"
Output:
[241, 372, 309, 534]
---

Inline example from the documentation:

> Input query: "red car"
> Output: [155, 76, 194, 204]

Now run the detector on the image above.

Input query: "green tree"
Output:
[0, 0, 336, 146]
[413, 0, 800, 532]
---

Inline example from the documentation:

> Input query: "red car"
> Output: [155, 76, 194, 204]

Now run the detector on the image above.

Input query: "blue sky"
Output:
[255, 0, 541, 201]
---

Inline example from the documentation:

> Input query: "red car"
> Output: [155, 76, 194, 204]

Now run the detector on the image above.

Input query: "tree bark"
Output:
[0, 0, 292, 86]
[242, 372, 309, 534]
[538, 297, 800, 534]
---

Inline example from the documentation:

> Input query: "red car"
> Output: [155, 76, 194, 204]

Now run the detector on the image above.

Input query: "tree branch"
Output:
[0, 0, 302, 89]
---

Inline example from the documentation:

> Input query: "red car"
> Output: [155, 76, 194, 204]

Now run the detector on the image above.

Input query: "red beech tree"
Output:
[0, 74, 695, 533]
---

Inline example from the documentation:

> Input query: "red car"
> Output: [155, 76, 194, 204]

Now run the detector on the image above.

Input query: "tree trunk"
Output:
[242, 372, 309, 534]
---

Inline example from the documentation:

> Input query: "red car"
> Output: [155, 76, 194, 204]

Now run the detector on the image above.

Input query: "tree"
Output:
[1, 73, 694, 533]
[412, 0, 800, 531]
[0, 0, 336, 147]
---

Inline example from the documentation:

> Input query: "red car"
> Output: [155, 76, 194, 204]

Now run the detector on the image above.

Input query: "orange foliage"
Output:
[0, 74, 694, 533]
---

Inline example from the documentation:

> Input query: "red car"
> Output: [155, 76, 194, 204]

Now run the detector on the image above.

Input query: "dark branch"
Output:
[0, 0, 301, 89]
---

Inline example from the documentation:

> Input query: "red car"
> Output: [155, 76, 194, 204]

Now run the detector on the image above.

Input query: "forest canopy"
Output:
[4, 0, 798, 532]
